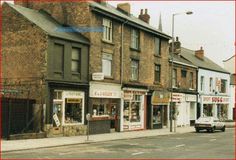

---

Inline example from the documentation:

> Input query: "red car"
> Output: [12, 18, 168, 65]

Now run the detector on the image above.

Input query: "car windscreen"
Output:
[198, 117, 212, 122]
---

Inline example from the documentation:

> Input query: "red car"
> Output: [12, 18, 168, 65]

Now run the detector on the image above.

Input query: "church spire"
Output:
[158, 13, 163, 32]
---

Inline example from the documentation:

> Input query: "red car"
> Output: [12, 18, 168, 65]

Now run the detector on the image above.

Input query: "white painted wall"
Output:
[198, 69, 230, 96]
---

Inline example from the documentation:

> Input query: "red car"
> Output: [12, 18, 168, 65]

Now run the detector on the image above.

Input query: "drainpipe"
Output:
[121, 19, 129, 86]
[120, 19, 128, 132]
[196, 68, 199, 119]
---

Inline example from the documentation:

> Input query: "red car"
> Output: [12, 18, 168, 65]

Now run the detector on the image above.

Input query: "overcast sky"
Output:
[3, 0, 235, 66]
[109, 1, 235, 66]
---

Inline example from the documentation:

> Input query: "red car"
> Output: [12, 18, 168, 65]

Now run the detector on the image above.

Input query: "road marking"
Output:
[210, 139, 216, 141]
[175, 144, 185, 148]
[131, 152, 144, 156]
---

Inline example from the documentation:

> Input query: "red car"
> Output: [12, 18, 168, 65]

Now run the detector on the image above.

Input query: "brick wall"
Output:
[2, 3, 48, 103]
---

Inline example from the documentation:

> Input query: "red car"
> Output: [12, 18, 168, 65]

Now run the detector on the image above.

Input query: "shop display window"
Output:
[123, 95, 141, 123]
[65, 98, 83, 124]
[203, 104, 213, 116]
[217, 104, 228, 120]
[92, 104, 117, 117]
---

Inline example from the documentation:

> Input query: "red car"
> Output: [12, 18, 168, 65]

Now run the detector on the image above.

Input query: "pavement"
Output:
[1, 122, 235, 153]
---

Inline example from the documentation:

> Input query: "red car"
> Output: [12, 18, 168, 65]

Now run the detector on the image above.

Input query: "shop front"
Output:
[150, 91, 169, 129]
[50, 89, 87, 137]
[201, 95, 230, 120]
[121, 88, 147, 131]
[185, 94, 197, 125]
[89, 82, 121, 134]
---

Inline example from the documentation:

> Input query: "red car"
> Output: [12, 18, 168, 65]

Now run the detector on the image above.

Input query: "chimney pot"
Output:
[139, 8, 150, 24]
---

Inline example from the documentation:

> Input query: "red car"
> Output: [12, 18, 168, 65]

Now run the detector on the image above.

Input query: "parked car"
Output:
[195, 117, 225, 133]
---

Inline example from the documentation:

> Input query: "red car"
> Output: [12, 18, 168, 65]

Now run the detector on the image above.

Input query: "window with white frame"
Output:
[131, 28, 139, 49]
[131, 59, 139, 80]
[103, 18, 112, 42]
[209, 77, 213, 92]
[200, 76, 204, 91]
[102, 53, 112, 77]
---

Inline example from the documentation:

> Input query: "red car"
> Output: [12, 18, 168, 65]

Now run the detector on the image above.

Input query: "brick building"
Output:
[169, 38, 198, 127]
[3, 1, 171, 137]
[2, 2, 90, 137]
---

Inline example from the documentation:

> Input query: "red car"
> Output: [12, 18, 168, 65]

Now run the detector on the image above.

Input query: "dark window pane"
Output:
[54, 44, 64, 72]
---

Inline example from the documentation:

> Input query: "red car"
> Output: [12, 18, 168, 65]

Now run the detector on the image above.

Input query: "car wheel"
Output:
[221, 126, 225, 132]
[211, 127, 215, 133]
[195, 128, 200, 133]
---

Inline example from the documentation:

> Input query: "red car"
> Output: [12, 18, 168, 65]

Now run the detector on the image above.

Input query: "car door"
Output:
[213, 118, 221, 129]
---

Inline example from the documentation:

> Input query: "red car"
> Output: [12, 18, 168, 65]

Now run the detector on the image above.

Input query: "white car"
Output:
[195, 117, 225, 133]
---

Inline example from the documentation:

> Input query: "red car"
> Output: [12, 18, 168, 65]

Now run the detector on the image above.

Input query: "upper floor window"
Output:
[102, 53, 112, 77]
[71, 48, 81, 73]
[173, 69, 177, 87]
[154, 64, 161, 83]
[200, 76, 204, 91]
[154, 37, 161, 56]
[189, 72, 194, 89]
[103, 18, 112, 42]
[209, 77, 213, 92]
[181, 70, 187, 78]
[131, 59, 139, 80]
[54, 44, 64, 73]
[220, 79, 227, 93]
[131, 28, 140, 49]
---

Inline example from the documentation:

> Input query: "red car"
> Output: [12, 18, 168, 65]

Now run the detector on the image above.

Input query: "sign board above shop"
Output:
[202, 96, 230, 104]
[92, 73, 104, 81]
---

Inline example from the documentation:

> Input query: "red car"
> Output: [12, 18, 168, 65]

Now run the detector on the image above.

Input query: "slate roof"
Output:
[89, 2, 171, 39]
[6, 3, 90, 45]
[230, 74, 235, 85]
[180, 47, 229, 74]
[170, 53, 196, 68]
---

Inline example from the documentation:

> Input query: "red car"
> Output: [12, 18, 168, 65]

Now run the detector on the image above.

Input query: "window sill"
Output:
[130, 47, 141, 52]
[54, 71, 63, 74]
[154, 54, 162, 58]
[154, 81, 161, 85]
[104, 76, 114, 80]
[129, 79, 139, 83]
[102, 39, 115, 45]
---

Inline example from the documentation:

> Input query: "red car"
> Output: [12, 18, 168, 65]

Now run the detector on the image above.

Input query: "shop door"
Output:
[153, 106, 163, 129]
[108, 103, 119, 132]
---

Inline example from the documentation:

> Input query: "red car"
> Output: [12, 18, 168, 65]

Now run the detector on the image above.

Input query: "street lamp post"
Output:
[170, 11, 193, 132]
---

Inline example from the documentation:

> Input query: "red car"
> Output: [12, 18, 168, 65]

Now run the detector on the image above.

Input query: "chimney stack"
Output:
[195, 47, 204, 60]
[117, 3, 131, 15]
[138, 8, 150, 24]
[169, 37, 181, 55]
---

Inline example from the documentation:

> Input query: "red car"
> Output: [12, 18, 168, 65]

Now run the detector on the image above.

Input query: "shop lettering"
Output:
[92, 90, 119, 98]
[202, 96, 230, 103]
[212, 97, 223, 103]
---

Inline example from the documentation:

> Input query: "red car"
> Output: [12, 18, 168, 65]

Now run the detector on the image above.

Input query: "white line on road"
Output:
[175, 144, 185, 148]
[131, 152, 144, 156]
[210, 139, 217, 141]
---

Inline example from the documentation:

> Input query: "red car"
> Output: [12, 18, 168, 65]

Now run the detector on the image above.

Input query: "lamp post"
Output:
[170, 11, 193, 132]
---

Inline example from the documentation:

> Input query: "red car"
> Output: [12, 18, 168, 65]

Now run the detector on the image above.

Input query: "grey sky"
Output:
[2, 1, 234, 66]
[109, 1, 235, 66]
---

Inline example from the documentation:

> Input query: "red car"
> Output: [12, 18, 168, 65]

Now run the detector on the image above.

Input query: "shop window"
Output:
[102, 53, 112, 77]
[65, 98, 83, 124]
[217, 104, 228, 120]
[220, 79, 227, 93]
[123, 95, 141, 123]
[131, 60, 139, 81]
[71, 48, 81, 73]
[103, 18, 113, 42]
[203, 104, 213, 117]
[131, 28, 140, 49]
[92, 104, 117, 118]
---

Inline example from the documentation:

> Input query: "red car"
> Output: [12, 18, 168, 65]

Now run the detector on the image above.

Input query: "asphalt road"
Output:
[2, 128, 235, 159]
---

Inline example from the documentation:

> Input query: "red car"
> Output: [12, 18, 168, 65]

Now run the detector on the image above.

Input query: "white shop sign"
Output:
[202, 96, 230, 104]
[171, 93, 184, 102]
[53, 113, 60, 127]
[92, 73, 104, 81]
[185, 94, 197, 102]
[90, 82, 121, 98]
